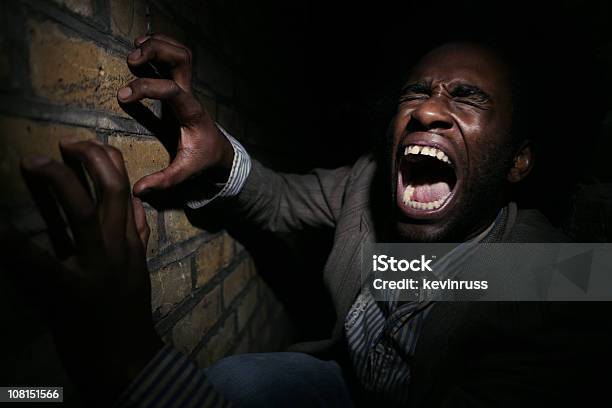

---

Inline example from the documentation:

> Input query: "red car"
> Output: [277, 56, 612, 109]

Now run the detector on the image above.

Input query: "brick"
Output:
[107, 135, 170, 186]
[110, 0, 148, 42]
[28, 19, 134, 117]
[144, 208, 160, 259]
[0, 116, 95, 207]
[237, 282, 258, 331]
[172, 285, 221, 355]
[150, 259, 191, 318]
[194, 234, 232, 288]
[196, 313, 237, 367]
[163, 209, 201, 244]
[222, 232, 235, 265]
[233, 330, 251, 355]
[52, 0, 94, 17]
[223, 258, 253, 307]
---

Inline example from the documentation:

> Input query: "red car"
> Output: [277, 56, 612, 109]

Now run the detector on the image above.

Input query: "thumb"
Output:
[133, 158, 196, 196]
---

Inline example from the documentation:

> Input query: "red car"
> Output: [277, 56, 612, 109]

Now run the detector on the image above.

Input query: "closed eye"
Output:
[399, 82, 430, 103]
[449, 84, 491, 107]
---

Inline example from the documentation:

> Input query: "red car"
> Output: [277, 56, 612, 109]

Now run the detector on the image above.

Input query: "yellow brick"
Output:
[144, 208, 159, 259]
[223, 259, 253, 307]
[164, 209, 201, 244]
[194, 235, 225, 288]
[110, 0, 148, 42]
[237, 282, 258, 331]
[196, 313, 237, 367]
[52, 0, 94, 17]
[150, 259, 191, 317]
[29, 19, 134, 117]
[107, 135, 170, 186]
[172, 285, 221, 355]
[0, 116, 95, 207]
[222, 232, 235, 266]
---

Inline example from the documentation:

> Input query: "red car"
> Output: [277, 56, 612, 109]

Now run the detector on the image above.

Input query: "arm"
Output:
[228, 158, 352, 232]
[119, 33, 352, 232]
[11, 140, 230, 407]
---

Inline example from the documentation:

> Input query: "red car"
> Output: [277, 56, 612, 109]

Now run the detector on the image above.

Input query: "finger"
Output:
[102, 144, 143, 249]
[136, 33, 189, 50]
[133, 153, 197, 196]
[59, 141, 129, 257]
[117, 77, 182, 103]
[21, 157, 74, 260]
[131, 197, 150, 252]
[21, 156, 104, 258]
[127, 38, 192, 89]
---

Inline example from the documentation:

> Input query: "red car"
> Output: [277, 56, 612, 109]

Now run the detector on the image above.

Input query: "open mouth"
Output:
[397, 143, 458, 218]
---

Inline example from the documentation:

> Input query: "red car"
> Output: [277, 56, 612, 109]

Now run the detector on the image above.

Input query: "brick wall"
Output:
[0, 0, 293, 390]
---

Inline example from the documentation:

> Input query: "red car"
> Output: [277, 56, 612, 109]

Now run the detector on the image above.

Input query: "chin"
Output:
[393, 217, 457, 242]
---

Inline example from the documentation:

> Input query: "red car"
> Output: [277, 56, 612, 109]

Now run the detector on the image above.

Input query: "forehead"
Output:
[408, 44, 511, 95]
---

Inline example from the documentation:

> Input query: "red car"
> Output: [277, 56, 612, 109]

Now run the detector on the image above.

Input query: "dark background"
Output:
[209, 0, 612, 340]
[1, 0, 611, 388]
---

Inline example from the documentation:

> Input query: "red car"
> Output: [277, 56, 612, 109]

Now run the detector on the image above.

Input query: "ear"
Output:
[507, 140, 534, 183]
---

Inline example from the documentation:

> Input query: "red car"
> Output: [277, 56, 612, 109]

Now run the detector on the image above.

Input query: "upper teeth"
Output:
[404, 145, 451, 164]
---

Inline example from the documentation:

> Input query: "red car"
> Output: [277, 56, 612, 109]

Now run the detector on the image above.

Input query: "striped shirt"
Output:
[344, 209, 506, 405]
[119, 129, 505, 406]
[114, 345, 231, 408]
[185, 125, 251, 209]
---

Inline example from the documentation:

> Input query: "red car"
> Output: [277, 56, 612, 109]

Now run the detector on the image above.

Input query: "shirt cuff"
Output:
[114, 344, 229, 408]
[185, 125, 252, 209]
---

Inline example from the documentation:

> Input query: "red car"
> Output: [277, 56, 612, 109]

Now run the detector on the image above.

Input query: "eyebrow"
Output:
[400, 80, 492, 102]
[401, 80, 431, 95]
[449, 83, 492, 102]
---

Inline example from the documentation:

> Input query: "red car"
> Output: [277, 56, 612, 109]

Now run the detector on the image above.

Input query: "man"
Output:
[13, 34, 612, 407]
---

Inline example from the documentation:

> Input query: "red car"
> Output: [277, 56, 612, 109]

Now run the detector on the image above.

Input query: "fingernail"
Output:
[135, 35, 150, 45]
[22, 155, 51, 168]
[118, 87, 132, 100]
[128, 48, 142, 60]
[135, 188, 152, 197]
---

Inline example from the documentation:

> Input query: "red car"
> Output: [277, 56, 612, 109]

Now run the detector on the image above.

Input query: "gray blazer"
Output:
[231, 154, 563, 350]
[227, 154, 612, 405]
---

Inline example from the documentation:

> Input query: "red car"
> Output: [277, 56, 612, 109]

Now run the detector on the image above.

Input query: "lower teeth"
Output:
[402, 185, 449, 210]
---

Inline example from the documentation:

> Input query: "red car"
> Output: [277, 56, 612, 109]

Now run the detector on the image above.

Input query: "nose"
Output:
[410, 96, 453, 131]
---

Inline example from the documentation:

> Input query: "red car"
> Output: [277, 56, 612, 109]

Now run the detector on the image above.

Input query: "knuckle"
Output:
[168, 80, 182, 96]
[105, 145, 123, 159]
[137, 78, 151, 94]
[107, 178, 130, 196]
[179, 48, 192, 64]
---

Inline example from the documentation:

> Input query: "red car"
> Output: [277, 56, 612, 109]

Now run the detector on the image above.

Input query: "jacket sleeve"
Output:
[227, 158, 353, 232]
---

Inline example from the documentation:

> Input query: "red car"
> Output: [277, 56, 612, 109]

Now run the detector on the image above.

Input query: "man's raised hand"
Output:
[118, 33, 234, 197]
[15, 140, 163, 404]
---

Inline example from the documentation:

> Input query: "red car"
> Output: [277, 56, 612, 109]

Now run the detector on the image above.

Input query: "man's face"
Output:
[390, 44, 516, 242]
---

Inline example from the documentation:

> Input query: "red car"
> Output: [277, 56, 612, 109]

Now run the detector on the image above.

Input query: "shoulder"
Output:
[506, 208, 570, 243]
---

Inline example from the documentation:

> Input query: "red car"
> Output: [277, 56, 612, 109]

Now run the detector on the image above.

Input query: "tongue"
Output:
[413, 181, 451, 203]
